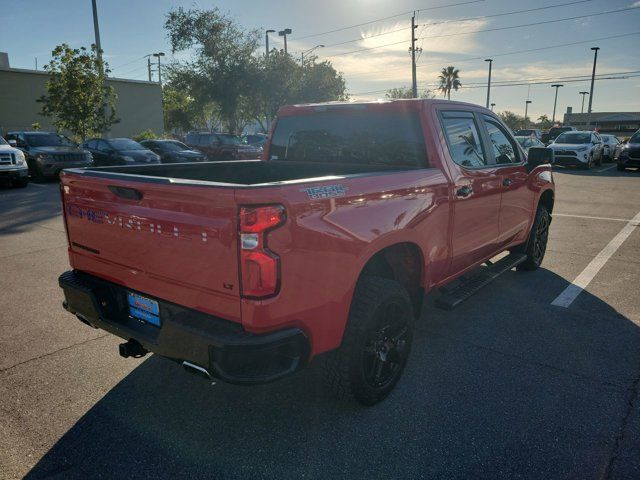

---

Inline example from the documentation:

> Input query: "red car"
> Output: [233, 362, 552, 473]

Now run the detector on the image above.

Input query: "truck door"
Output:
[480, 115, 534, 246]
[438, 110, 502, 275]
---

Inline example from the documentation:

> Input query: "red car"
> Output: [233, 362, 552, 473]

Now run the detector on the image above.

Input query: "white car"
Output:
[599, 134, 620, 162]
[0, 135, 29, 187]
[548, 131, 604, 169]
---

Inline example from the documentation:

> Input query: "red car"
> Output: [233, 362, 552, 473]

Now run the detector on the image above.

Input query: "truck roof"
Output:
[278, 98, 487, 115]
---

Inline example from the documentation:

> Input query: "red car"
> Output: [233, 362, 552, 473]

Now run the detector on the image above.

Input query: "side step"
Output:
[435, 253, 527, 310]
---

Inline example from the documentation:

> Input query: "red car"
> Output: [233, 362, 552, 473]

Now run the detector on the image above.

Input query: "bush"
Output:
[132, 129, 159, 142]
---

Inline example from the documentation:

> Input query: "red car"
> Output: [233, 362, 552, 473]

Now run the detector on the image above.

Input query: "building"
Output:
[0, 53, 163, 138]
[563, 110, 640, 136]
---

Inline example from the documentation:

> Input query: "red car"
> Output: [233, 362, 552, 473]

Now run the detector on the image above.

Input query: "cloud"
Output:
[632, 1, 640, 6]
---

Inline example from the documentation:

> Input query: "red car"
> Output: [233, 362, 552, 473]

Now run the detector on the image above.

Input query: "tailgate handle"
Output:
[108, 185, 143, 200]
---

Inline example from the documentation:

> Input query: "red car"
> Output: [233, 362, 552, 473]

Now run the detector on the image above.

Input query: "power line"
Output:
[109, 55, 146, 71]
[326, 5, 640, 57]
[322, 0, 599, 49]
[294, 0, 485, 40]
[460, 70, 640, 86]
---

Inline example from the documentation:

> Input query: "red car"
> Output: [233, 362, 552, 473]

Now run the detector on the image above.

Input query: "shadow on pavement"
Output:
[0, 180, 61, 234]
[24, 267, 640, 479]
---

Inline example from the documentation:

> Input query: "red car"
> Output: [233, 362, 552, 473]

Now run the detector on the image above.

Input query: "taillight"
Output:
[239, 205, 285, 298]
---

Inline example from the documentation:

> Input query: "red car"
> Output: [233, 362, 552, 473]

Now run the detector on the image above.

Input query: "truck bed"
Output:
[67, 159, 416, 186]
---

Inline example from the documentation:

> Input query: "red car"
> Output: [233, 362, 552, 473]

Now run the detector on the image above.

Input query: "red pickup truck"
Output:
[58, 99, 555, 405]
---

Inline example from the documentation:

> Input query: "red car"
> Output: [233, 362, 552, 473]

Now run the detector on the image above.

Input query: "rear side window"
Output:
[440, 112, 487, 168]
[269, 110, 428, 168]
[484, 119, 520, 164]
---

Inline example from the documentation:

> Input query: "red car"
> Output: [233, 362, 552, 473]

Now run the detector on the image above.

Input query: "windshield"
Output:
[270, 110, 427, 168]
[0, 136, 7, 146]
[514, 129, 535, 136]
[515, 137, 533, 148]
[555, 132, 591, 144]
[629, 132, 640, 144]
[161, 141, 190, 152]
[110, 139, 146, 150]
[217, 134, 242, 145]
[25, 133, 75, 147]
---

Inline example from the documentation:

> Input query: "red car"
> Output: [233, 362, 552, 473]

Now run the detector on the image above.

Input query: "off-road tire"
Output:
[324, 276, 414, 406]
[516, 205, 551, 271]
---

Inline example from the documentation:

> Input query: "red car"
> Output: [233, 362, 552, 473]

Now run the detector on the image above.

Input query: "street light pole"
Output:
[579, 91, 589, 114]
[551, 84, 563, 123]
[485, 58, 493, 108]
[301, 45, 324, 66]
[278, 28, 292, 54]
[490, 103, 495, 111]
[153, 52, 165, 86]
[586, 46, 600, 129]
[525, 100, 532, 126]
[91, 0, 103, 71]
[265, 29, 275, 57]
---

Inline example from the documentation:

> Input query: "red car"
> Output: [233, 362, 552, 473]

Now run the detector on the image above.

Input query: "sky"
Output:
[1, 0, 639, 121]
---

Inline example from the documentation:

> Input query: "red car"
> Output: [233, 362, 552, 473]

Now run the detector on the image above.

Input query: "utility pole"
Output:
[278, 28, 292, 54]
[265, 29, 275, 57]
[35, 57, 37, 70]
[146, 55, 152, 82]
[91, 0, 103, 71]
[410, 12, 419, 98]
[485, 59, 493, 108]
[525, 100, 532, 126]
[153, 52, 165, 86]
[579, 91, 589, 114]
[586, 46, 600, 129]
[301, 45, 324, 66]
[551, 84, 563, 123]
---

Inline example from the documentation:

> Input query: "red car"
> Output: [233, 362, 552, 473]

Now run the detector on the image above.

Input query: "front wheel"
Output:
[516, 205, 551, 271]
[324, 276, 414, 405]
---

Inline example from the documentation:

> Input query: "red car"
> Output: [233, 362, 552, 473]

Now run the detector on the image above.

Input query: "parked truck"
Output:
[58, 99, 555, 405]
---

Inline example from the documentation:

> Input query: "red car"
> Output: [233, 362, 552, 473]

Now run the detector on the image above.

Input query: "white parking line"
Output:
[551, 210, 640, 308]
[596, 164, 617, 173]
[554, 213, 632, 223]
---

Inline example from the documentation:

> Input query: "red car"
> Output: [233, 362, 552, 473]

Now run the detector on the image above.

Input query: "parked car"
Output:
[0, 135, 29, 187]
[599, 134, 620, 162]
[58, 99, 554, 405]
[542, 126, 576, 145]
[616, 129, 640, 171]
[5, 131, 93, 180]
[548, 130, 604, 169]
[184, 131, 262, 160]
[243, 133, 268, 148]
[513, 129, 543, 141]
[515, 135, 545, 153]
[139, 139, 207, 163]
[81, 138, 160, 166]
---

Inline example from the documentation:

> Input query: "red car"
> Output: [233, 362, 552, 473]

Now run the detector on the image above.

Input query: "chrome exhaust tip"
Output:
[182, 361, 215, 383]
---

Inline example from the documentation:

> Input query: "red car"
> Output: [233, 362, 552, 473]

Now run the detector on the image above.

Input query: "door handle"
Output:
[456, 185, 473, 198]
[503, 178, 513, 187]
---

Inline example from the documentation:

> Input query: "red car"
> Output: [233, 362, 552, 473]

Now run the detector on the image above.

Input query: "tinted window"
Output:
[86, 139, 98, 149]
[110, 139, 145, 150]
[96, 140, 111, 152]
[270, 110, 428, 168]
[24, 133, 75, 147]
[485, 120, 519, 164]
[555, 132, 591, 144]
[629, 131, 640, 144]
[159, 141, 189, 152]
[198, 134, 216, 146]
[218, 134, 242, 145]
[440, 113, 487, 168]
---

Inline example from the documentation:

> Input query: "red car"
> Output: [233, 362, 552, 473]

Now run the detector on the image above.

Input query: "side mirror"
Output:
[8, 139, 17, 147]
[527, 147, 554, 172]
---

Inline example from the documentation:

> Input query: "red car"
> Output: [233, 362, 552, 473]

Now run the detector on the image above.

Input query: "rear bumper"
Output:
[59, 270, 310, 384]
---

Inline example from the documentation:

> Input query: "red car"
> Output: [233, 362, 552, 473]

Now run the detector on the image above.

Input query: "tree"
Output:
[536, 115, 553, 130]
[437, 66, 461, 100]
[498, 111, 527, 131]
[38, 44, 118, 140]
[385, 87, 434, 99]
[165, 7, 260, 134]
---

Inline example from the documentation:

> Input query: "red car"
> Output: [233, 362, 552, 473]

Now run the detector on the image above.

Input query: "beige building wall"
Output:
[0, 67, 163, 138]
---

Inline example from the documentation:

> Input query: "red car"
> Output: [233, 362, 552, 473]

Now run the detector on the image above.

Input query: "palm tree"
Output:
[438, 66, 461, 100]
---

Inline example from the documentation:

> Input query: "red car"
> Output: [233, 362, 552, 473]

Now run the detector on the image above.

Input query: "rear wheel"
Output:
[324, 276, 414, 405]
[517, 205, 551, 271]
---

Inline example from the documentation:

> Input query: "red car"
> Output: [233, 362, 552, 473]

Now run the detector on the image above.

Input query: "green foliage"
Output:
[31, 122, 41, 131]
[385, 87, 434, 99]
[498, 111, 527, 131]
[131, 129, 159, 142]
[438, 66, 461, 100]
[536, 115, 553, 130]
[38, 44, 118, 141]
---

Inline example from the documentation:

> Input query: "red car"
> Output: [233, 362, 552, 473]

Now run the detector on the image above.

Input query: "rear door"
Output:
[438, 110, 502, 275]
[61, 173, 242, 321]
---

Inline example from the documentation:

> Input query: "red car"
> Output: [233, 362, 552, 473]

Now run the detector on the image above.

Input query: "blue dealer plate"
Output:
[127, 292, 160, 326]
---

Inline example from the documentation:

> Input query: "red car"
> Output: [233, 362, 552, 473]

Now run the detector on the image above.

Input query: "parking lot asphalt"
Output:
[1, 166, 639, 480]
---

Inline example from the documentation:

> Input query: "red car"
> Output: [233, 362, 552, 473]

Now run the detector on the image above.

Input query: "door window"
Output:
[440, 112, 487, 168]
[484, 119, 520, 164]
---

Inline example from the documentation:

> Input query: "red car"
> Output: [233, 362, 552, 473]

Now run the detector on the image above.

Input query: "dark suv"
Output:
[184, 132, 261, 161]
[6, 131, 93, 180]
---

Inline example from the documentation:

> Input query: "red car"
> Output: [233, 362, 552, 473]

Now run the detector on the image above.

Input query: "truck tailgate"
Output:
[61, 173, 241, 322]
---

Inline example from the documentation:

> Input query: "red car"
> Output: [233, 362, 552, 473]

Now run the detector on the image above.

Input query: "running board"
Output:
[435, 253, 527, 310]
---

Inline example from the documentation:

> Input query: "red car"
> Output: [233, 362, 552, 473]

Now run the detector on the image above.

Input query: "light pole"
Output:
[586, 46, 600, 128]
[490, 103, 495, 111]
[265, 29, 275, 57]
[551, 84, 563, 123]
[485, 58, 493, 108]
[525, 100, 532, 126]
[153, 52, 165, 86]
[91, 0, 103, 72]
[278, 28, 292, 54]
[301, 45, 324, 65]
[145, 54, 152, 82]
[579, 91, 589, 114]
